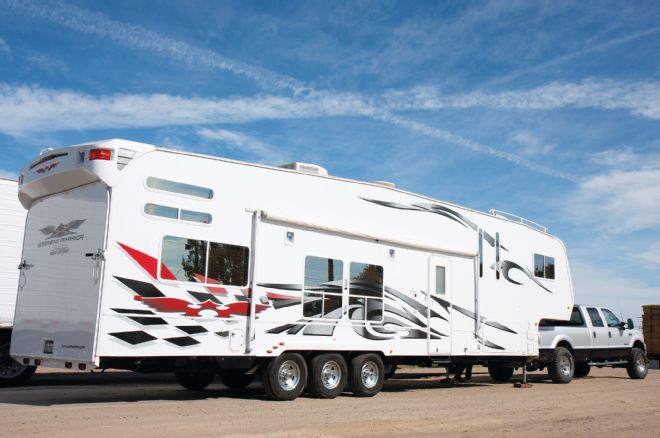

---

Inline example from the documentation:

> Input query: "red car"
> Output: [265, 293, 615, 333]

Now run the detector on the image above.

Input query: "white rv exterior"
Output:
[0, 178, 36, 386]
[11, 139, 573, 399]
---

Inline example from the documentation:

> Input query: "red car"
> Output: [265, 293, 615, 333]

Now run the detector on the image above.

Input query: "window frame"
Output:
[348, 261, 384, 322]
[302, 255, 344, 320]
[601, 308, 621, 328]
[586, 307, 605, 328]
[533, 253, 556, 280]
[145, 176, 214, 200]
[144, 203, 212, 225]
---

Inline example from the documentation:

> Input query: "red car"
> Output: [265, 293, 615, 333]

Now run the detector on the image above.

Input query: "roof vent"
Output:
[372, 181, 396, 188]
[279, 162, 328, 176]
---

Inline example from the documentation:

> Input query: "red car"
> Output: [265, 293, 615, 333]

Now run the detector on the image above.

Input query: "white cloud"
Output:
[0, 168, 18, 180]
[381, 79, 660, 120]
[634, 242, 660, 268]
[510, 131, 555, 157]
[197, 128, 286, 164]
[568, 167, 660, 235]
[589, 146, 660, 170]
[0, 37, 10, 58]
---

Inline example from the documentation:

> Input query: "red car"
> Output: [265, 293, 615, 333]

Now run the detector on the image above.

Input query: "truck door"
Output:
[585, 307, 609, 360]
[601, 308, 629, 358]
[428, 255, 452, 356]
[11, 182, 109, 364]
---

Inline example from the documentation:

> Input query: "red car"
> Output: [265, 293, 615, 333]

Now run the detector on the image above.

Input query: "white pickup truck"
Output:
[530, 304, 648, 383]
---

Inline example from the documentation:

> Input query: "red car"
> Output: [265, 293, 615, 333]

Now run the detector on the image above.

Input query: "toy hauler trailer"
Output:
[0, 178, 36, 386]
[11, 139, 573, 400]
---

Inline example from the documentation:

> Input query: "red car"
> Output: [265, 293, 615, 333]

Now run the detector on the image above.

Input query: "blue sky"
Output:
[0, 0, 658, 320]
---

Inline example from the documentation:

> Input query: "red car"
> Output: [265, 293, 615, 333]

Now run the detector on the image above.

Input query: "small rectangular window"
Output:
[303, 256, 343, 319]
[349, 262, 383, 321]
[147, 177, 214, 199]
[161, 236, 207, 282]
[534, 253, 556, 279]
[586, 307, 604, 327]
[435, 266, 446, 295]
[180, 209, 212, 224]
[145, 203, 178, 220]
[207, 242, 249, 286]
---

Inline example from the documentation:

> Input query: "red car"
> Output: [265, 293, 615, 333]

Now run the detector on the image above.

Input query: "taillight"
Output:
[89, 148, 113, 161]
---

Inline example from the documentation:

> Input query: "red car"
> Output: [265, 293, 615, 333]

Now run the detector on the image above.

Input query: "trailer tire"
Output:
[348, 353, 384, 397]
[626, 348, 648, 379]
[218, 370, 255, 389]
[308, 353, 347, 399]
[574, 363, 590, 378]
[175, 370, 215, 390]
[487, 365, 514, 382]
[548, 346, 573, 384]
[262, 353, 307, 401]
[0, 343, 37, 388]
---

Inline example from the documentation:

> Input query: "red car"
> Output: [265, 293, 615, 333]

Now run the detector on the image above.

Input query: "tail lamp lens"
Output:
[89, 148, 112, 161]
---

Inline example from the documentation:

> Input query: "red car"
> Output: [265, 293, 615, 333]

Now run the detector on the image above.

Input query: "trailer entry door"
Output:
[11, 182, 108, 363]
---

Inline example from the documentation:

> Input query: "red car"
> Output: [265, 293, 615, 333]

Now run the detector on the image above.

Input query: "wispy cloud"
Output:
[509, 131, 555, 157]
[2, 0, 579, 182]
[381, 79, 660, 120]
[197, 128, 286, 164]
[589, 146, 660, 170]
[0, 37, 11, 59]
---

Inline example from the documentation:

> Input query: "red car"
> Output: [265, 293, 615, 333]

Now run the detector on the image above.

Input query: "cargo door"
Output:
[428, 255, 452, 356]
[11, 182, 108, 364]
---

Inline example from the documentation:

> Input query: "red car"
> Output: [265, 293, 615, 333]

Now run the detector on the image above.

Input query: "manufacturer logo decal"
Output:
[38, 219, 86, 249]
[35, 162, 59, 174]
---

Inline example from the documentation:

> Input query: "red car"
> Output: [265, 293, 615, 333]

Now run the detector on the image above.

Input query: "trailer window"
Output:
[435, 266, 446, 295]
[303, 256, 343, 319]
[207, 242, 249, 286]
[145, 203, 212, 224]
[349, 262, 383, 321]
[161, 236, 207, 282]
[147, 177, 214, 199]
[533, 253, 555, 279]
[586, 307, 604, 327]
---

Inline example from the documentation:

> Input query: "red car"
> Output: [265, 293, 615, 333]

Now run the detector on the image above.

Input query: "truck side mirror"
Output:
[626, 318, 634, 329]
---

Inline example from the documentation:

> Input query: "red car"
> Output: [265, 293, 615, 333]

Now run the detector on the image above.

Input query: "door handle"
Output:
[608, 331, 612, 338]
[593, 331, 596, 339]
[18, 260, 34, 270]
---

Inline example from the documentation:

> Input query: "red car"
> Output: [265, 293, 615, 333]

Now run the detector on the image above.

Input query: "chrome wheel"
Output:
[559, 356, 571, 376]
[361, 361, 379, 389]
[636, 356, 647, 374]
[321, 360, 342, 390]
[278, 360, 301, 391]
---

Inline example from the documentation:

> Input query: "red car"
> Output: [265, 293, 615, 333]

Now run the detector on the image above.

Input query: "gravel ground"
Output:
[0, 366, 658, 437]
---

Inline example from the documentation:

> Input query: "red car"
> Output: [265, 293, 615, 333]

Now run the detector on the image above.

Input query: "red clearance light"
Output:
[89, 148, 112, 161]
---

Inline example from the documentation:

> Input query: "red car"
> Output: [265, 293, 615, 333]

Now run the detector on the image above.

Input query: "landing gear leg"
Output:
[514, 361, 533, 388]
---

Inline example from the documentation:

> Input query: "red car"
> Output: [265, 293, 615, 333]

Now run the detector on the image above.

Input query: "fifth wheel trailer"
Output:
[0, 178, 36, 386]
[11, 139, 574, 400]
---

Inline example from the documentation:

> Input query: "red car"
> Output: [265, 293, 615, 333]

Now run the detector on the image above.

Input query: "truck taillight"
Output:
[89, 148, 112, 161]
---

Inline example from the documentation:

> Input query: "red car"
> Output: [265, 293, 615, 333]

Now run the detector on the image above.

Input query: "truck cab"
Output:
[534, 304, 647, 383]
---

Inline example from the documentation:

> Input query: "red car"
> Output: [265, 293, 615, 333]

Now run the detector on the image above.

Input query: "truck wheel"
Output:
[175, 370, 215, 390]
[487, 365, 514, 382]
[0, 343, 37, 388]
[349, 353, 384, 397]
[626, 348, 648, 379]
[548, 347, 573, 384]
[574, 363, 590, 378]
[218, 370, 255, 389]
[262, 353, 307, 401]
[308, 353, 347, 399]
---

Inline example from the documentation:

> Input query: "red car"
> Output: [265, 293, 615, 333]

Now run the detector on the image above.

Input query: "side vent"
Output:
[279, 162, 328, 176]
[117, 148, 136, 170]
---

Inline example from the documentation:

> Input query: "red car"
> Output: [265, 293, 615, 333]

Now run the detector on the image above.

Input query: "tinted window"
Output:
[180, 209, 212, 224]
[349, 262, 383, 321]
[147, 177, 214, 199]
[545, 256, 555, 279]
[534, 254, 545, 277]
[303, 256, 343, 319]
[207, 242, 249, 286]
[601, 308, 620, 328]
[570, 307, 585, 326]
[586, 307, 604, 327]
[145, 203, 178, 219]
[435, 266, 446, 295]
[534, 253, 555, 279]
[161, 236, 207, 282]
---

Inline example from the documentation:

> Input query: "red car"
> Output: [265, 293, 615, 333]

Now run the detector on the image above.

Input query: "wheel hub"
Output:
[361, 361, 379, 389]
[321, 360, 341, 390]
[278, 360, 301, 391]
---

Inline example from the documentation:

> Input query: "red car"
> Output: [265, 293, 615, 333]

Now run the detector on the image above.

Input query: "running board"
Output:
[587, 360, 628, 366]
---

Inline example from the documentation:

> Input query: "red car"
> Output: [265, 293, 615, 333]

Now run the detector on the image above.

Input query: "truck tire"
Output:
[626, 348, 648, 379]
[487, 365, 514, 382]
[308, 353, 347, 399]
[348, 353, 384, 397]
[574, 363, 590, 378]
[548, 346, 573, 384]
[218, 370, 255, 389]
[0, 343, 37, 388]
[262, 353, 307, 401]
[175, 370, 215, 390]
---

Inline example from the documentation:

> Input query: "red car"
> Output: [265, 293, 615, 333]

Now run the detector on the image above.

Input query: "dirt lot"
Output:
[0, 366, 658, 437]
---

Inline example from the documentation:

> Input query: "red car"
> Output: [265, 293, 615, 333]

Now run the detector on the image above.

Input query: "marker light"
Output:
[89, 148, 113, 161]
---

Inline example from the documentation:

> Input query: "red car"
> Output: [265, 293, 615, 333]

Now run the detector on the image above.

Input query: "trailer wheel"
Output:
[548, 346, 573, 384]
[348, 353, 385, 397]
[175, 370, 215, 390]
[0, 343, 36, 388]
[218, 370, 255, 389]
[308, 353, 347, 399]
[574, 363, 590, 378]
[487, 365, 514, 382]
[262, 353, 307, 401]
[626, 348, 648, 379]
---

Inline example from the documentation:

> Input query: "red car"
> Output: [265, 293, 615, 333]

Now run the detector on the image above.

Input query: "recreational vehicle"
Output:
[0, 178, 36, 386]
[11, 139, 574, 400]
